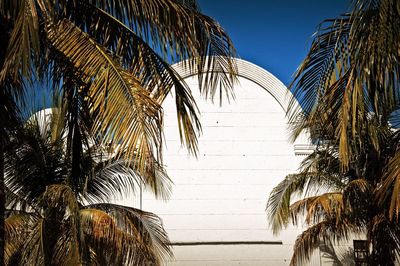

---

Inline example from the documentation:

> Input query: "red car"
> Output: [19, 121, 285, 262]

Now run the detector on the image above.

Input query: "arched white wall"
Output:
[172, 58, 297, 113]
[118, 59, 315, 265]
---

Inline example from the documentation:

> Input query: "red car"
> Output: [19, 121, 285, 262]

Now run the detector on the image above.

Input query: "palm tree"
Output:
[288, 0, 400, 169]
[267, 136, 400, 265]
[0, 0, 238, 261]
[5, 102, 173, 265]
[267, 0, 400, 264]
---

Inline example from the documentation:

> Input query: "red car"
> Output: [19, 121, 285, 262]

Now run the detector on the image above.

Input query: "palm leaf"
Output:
[20, 218, 46, 266]
[5, 213, 35, 265]
[0, 0, 40, 81]
[83, 203, 172, 263]
[290, 193, 344, 226]
[267, 169, 344, 234]
[83, 0, 237, 91]
[66, 0, 238, 154]
[290, 219, 358, 266]
[85, 155, 172, 203]
[378, 150, 400, 220]
[267, 173, 311, 234]
[289, 0, 400, 170]
[47, 19, 163, 177]
[41, 185, 82, 265]
[80, 208, 169, 265]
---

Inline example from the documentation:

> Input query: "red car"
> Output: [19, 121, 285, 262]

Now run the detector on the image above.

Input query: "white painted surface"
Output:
[118, 59, 316, 265]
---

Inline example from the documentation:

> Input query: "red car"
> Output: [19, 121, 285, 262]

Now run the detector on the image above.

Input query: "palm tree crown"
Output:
[0, 0, 238, 263]
[5, 105, 173, 265]
[268, 0, 400, 265]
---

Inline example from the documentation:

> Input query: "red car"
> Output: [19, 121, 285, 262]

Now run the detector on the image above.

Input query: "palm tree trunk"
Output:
[0, 143, 4, 266]
[0, 15, 9, 266]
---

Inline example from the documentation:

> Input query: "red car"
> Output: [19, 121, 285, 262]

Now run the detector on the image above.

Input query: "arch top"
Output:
[172, 57, 300, 113]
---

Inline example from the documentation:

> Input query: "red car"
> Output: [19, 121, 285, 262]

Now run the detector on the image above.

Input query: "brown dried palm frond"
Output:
[4, 213, 35, 265]
[377, 149, 400, 220]
[83, 203, 172, 264]
[289, 219, 360, 266]
[290, 193, 344, 226]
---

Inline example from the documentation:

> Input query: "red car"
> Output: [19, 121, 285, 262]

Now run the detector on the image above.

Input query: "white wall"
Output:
[117, 62, 316, 265]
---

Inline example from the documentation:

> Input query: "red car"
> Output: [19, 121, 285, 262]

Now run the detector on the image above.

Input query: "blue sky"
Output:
[197, 0, 349, 86]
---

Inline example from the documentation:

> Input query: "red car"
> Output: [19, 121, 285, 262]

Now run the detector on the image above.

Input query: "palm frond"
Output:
[290, 219, 357, 266]
[5, 186, 39, 214]
[368, 213, 400, 263]
[5, 123, 67, 205]
[80, 207, 170, 265]
[267, 173, 312, 234]
[85, 4, 203, 153]
[20, 218, 46, 266]
[41, 185, 82, 265]
[290, 193, 344, 226]
[377, 150, 400, 220]
[288, 15, 351, 120]
[80, 0, 238, 94]
[289, 0, 400, 170]
[0, 0, 40, 81]
[47, 19, 164, 177]
[42, 184, 79, 213]
[67, 0, 239, 154]
[85, 155, 172, 203]
[319, 237, 355, 266]
[342, 178, 370, 211]
[83, 203, 172, 263]
[5, 213, 35, 265]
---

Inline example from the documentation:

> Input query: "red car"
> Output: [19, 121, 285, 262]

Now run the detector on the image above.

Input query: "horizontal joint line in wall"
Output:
[170, 241, 283, 246]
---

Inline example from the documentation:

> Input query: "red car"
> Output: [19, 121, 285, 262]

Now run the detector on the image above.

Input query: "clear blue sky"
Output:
[197, 0, 349, 86]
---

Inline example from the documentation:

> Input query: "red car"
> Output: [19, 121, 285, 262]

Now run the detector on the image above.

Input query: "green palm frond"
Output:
[85, 156, 172, 203]
[5, 106, 173, 264]
[342, 178, 370, 210]
[368, 213, 400, 263]
[288, 15, 351, 118]
[266, 173, 311, 234]
[5, 123, 67, 205]
[81, 0, 237, 90]
[59, 0, 236, 154]
[5, 186, 38, 214]
[1, 1, 239, 265]
[273, 1, 400, 265]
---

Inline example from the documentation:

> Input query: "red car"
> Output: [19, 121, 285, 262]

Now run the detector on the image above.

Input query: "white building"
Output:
[122, 58, 317, 265]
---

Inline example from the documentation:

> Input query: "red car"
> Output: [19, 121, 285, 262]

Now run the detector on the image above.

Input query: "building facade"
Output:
[120, 59, 316, 265]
